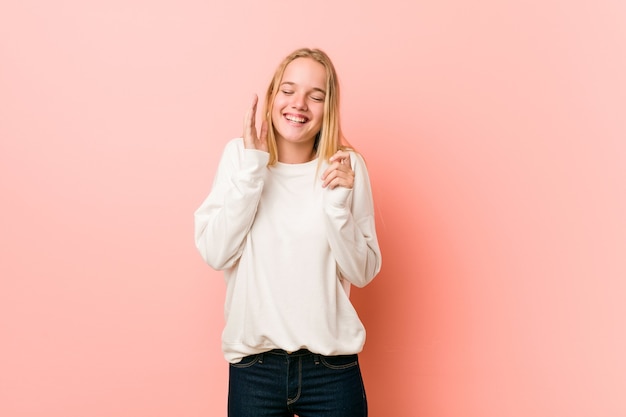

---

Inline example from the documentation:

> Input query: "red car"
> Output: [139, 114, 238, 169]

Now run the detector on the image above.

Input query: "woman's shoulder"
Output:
[217, 137, 245, 159]
[224, 137, 245, 152]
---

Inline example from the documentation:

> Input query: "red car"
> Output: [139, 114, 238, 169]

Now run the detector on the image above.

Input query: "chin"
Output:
[277, 130, 315, 144]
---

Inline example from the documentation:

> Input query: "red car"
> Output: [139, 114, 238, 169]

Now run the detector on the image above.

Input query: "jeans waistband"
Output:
[267, 348, 314, 357]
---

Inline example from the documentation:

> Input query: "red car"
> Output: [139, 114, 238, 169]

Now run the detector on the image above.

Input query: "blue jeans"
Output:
[228, 349, 368, 417]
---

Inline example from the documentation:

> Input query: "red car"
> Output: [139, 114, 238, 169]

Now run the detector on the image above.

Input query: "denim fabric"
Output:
[228, 349, 368, 417]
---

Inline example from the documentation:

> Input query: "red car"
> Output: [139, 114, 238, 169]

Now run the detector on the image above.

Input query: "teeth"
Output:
[286, 115, 307, 123]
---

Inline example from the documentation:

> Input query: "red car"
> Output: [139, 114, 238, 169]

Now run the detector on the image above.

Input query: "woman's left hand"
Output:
[321, 150, 354, 189]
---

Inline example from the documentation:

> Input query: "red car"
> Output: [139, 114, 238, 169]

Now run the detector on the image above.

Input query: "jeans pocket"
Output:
[319, 354, 359, 370]
[230, 354, 261, 368]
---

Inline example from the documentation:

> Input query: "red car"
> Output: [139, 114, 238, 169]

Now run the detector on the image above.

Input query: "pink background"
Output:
[2, 1, 625, 416]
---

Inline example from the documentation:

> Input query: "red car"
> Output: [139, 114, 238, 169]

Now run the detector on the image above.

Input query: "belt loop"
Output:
[313, 354, 320, 365]
[259, 353, 264, 364]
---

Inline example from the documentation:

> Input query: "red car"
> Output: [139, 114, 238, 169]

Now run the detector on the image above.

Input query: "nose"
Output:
[291, 93, 307, 111]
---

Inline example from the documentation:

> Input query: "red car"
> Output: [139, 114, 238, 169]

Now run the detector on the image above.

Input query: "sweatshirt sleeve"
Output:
[194, 138, 269, 270]
[323, 152, 382, 287]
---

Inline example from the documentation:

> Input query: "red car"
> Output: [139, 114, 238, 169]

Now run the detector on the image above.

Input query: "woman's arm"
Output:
[323, 151, 382, 287]
[194, 139, 269, 270]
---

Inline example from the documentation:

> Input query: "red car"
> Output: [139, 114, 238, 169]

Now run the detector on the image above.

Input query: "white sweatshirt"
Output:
[194, 138, 382, 363]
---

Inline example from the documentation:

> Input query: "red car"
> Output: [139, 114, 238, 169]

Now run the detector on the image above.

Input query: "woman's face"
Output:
[271, 57, 326, 148]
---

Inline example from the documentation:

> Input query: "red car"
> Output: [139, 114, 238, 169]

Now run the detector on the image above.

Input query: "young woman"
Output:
[194, 47, 382, 417]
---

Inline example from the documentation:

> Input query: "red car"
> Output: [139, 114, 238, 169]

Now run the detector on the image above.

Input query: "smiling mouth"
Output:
[284, 114, 308, 124]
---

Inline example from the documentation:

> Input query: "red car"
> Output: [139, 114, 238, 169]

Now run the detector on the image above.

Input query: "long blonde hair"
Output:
[262, 48, 346, 166]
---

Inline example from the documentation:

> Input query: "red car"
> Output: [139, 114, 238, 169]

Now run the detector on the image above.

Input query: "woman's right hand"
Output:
[242, 94, 268, 152]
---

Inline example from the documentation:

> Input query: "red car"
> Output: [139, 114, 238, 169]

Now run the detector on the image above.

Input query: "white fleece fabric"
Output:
[194, 138, 382, 363]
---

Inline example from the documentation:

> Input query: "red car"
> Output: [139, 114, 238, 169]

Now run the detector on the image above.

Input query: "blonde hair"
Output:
[262, 48, 347, 166]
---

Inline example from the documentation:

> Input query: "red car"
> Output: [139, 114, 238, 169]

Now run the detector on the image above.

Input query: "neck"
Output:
[276, 141, 316, 164]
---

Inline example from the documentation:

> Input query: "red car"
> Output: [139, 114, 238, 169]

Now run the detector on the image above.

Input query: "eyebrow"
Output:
[280, 81, 326, 95]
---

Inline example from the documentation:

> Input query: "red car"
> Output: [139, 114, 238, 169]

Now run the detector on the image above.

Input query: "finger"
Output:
[323, 157, 353, 181]
[327, 178, 340, 190]
[258, 120, 268, 151]
[322, 162, 355, 188]
[329, 150, 350, 163]
[249, 96, 258, 132]
[321, 160, 342, 180]
[327, 175, 351, 190]
[243, 108, 251, 134]
[322, 167, 346, 188]
[243, 95, 260, 148]
[251, 94, 258, 116]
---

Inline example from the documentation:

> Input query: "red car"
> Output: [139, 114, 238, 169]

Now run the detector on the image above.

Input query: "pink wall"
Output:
[2, 1, 625, 416]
